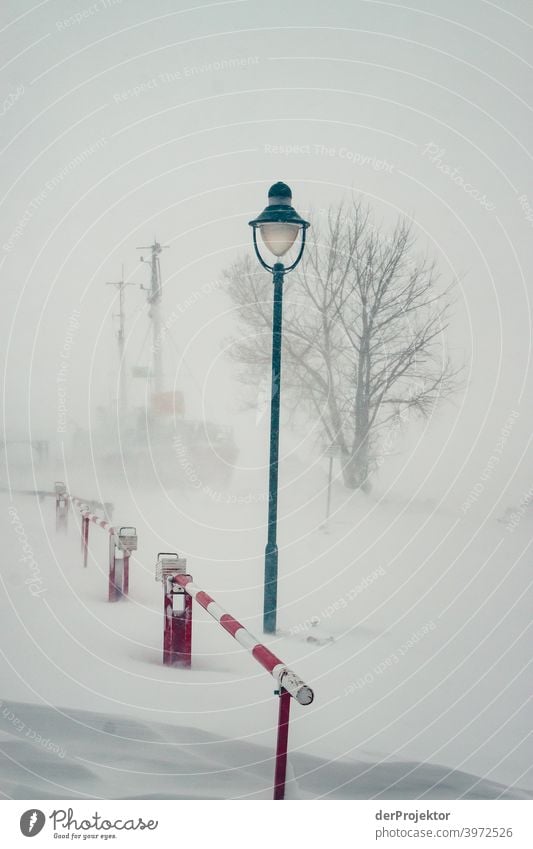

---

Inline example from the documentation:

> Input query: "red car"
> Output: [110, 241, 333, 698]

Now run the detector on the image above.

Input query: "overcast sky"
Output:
[1, 0, 532, 505]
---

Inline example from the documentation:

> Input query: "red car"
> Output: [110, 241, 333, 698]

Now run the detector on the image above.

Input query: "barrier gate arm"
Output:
[173, 574, 314, 706]
[65, 493, 136, 600]
[171, 573, 313, 799]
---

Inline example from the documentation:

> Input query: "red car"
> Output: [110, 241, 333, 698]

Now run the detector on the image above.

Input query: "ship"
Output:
[81, 241, 238, 490]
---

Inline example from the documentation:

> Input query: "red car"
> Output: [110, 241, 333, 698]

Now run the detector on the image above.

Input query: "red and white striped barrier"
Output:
[57, 489, 136, 602]
[53, 496, 315, 800]
[156, 554, 192, 667]
[156, 563, 314, 800]
[173, 573, 313, 707]
[54, 482, 68, 533]
[69, 494, 113, 517]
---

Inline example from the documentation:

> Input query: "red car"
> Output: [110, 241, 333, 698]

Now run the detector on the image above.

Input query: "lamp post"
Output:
[249, 182, 310, 634]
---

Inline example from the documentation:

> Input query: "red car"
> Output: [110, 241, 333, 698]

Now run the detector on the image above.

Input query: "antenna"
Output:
[137, 240, 169, 398]
[106, 265, 135, 414]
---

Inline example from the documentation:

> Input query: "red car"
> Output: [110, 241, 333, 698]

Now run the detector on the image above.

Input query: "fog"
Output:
[0, 0, 531, 802]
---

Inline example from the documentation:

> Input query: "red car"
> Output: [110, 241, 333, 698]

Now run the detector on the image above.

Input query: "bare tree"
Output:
[225, 200, 458, 491]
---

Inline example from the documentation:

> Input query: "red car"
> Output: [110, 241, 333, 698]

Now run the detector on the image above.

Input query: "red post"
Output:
[55, 483, 68, 533]
[165, 572, 312, 800]
[163, 576, 192, 667]
[163, 588, 173, 665]
[108, 535, 119, 602]
[82, 517, 89, 568]
[123, 554, 129, 597]
[273, 688, 291, 800]
[55, 498, 68, 533]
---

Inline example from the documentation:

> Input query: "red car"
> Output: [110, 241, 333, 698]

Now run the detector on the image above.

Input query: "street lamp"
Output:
[249, 182, 310, 634]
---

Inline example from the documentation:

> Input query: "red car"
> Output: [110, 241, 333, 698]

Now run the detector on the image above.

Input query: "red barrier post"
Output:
[169, 572, 314, 800]
[163, 586, 172, 664]
[117, 528, 137, 600]
[108, 535, 119, 601]
[273, 688, 291, 800]
[82, 516, 89, 568]
[108, 537, 130, 602]
[123, 554, 129, 597]
[55, 482, 68, 533]
[68, 498, 136, 600]
[156, 554, 192, 667]
[163, 576, 192, 667]
[55, 498, 68, 533]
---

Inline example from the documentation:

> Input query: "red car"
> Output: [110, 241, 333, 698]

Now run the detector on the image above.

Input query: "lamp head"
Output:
[249, 182, 310, 258]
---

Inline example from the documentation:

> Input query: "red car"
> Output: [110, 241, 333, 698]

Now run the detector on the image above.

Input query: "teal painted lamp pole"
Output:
[249, 183, 310, 634]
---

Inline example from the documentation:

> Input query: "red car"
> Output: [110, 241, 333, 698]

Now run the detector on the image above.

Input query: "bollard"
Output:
[156, 553, 192, 667]
[55, 481, 68, 533]
[169, 572, 314, 800]
[108, 535, 120, 602]
[117, 527, 137, 599]
[273, 688, 291, 800]
[82, 516, 89, 568]
[163, 576, 193, 667]
[63, 490, 137, 600]
[123, 552, 130, 597]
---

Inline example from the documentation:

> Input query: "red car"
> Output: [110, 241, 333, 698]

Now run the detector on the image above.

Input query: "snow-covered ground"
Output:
[0, 440, 531, 799]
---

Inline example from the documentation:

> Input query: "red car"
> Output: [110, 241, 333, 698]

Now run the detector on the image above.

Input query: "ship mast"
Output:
[106, 265, 134, 414]
[138, 240, 169, 402]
